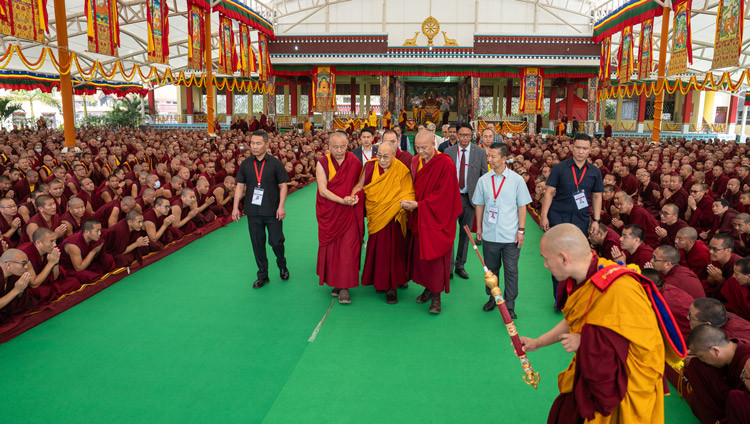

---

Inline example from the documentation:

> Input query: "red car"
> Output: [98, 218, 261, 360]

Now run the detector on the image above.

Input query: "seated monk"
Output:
[65, 164, 87, 196]
[48, 179, 69, 215]
[160, 175, 184, 199]
[655, 203, 688, 247]
[210, 176, 237, 217]
[136, 188, 156, 214]
[61, 197, 93, 237]
[193, 178, 217, 222]
[13, 170, 39, 202]
[732, 213, 750, 256]
[705, 233, 742, 299]
[94, 196, 136, 228]
[641, 268, 692, 340]
[143, 196, 181, 248]
[98, 174, 123, 205]
[103, 211, 153, 267]
[610, 224, 653, 269]
[676, 227, 712, 281]
[17, 191, 41, 223]
[0, 198, 24, 247]
[686, 183, 716, 236]
[23, 194, 67, 244]
[59, 218, 114, 284]
[0, 249, 35, 325]
[720, 257, 750, 322]
[684, 324, 750, 424]
[727, 360, 750, 423]
[76, 177, 98, 214]
[18, 227, 80, 302]
[611, 191, 660, 248]
[648, 245, 706, 299]
[170, 188, 203, 234]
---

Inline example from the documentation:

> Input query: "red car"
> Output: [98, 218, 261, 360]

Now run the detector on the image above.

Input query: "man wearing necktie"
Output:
[446, 123, 488, 279]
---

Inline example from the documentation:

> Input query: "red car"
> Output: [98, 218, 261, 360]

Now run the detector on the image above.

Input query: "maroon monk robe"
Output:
[142, 208, 183, 248]
[660, 219, 688, 247]
[103, 219, 152, 267]
[721, 278, 750, 322]
[17, 242, 80, 302]
[93, 200, 121, 227]
[61, 211, 93, 235]
[316, 152, 364, 289]
[170, 197, 201, 233]
[208, 184, 231, 217]
[682, 175, 694, 192]
[713, 173, 730, 195]
[689, 195, 718, 234]
[195, 191, 217, 223]
[661, 284, 693, 340]
[681, 240, 711, 281]
[665, 188, 689, 220]
[0, 213, 24, 247]
[624, 242, 653, 269]
[12, 178, 31, 202]
[727, 390, 750, 424]
[725, 189, 742, 210]
[0, 271, 38, 324]
[705, 254, 742, 299]
[707, 208, 739, 241]
[724, 312, 750, 341]
[638, 181, 661, 213]
[53, 194, 69, 216]
[407, 153, 462, 294]
[20, 212, 63, 244]
[395, 148, 413, 167]
[663, 265, 706, 299]
[620, 173, 639, 196]
[685, 340, 750, 424]
[594, 227, 620, 261]
[360, 162, 408, 291]
[59, 232, 115, 284]
[620, 204, 660, 248]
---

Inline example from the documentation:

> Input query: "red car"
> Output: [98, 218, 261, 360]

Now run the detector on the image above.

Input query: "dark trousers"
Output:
[452, 193, 475, 271]
[247, 215, 286, 279]
[548, 210, 591, 307]
[482, 240, 520, 310]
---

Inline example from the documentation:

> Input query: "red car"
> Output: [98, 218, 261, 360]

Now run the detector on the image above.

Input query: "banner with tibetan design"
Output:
[519, 68, 543, 114]
[187, 3, 205, 71]
[667, 0, 693, 76]
[147, 0, 169, 64]
[258, 33, 270, 81]
[617, 26, 634, 83]
[85, 0, 120, 56]
[599, 37, 612, 87]
[0, 0, 48, 42]
[312, 67, 336, 112]
[637, 19, 653, 79]
[218, 14, 237, 75]
[238, 24, 256, 78]
[712, 0, 744, 69]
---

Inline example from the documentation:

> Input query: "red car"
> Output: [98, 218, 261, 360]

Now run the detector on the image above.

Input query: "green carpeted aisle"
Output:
[0, 185, 697, 423]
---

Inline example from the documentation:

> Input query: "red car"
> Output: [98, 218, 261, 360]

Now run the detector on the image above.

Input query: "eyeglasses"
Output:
[7, 259, 29, 266]
[376, 154, 391, 160]
[709, 246, 729, 252]
[690, 190, 702, 194]
[742, 369, 749, 382]
[651, 257, 667, 263]
[659, 210, 674, 215]
[458, 133, 473, 138]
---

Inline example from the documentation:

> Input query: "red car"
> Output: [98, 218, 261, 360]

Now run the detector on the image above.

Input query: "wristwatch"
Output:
[517, 228, 525, 234]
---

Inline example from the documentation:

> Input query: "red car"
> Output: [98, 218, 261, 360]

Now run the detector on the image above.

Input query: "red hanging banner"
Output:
[85, 0, 120, 56]
[0, 0, 48, 43]
[218, 14, 237, 75]
[187, 2, 205, 71]
[519, 67, 544, 114]
[637, 18, 653, 79]
[712, 0, 744, 69]
[617, 26, 634, 84]
[146, 0, 169, 65]
[667, 0, 693, 76]
[599, 37, 612, 88]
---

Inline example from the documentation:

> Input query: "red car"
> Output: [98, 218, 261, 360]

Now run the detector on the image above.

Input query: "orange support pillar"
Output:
[205, 8, 215, 134]
[651, 5, 672, 141]
[54, 0, 77, 147]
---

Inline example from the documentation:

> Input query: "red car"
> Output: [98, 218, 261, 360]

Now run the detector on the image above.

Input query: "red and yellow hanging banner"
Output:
[85, 0, 120, 56]
[258, 33, 271, 81]
[238, 24, 256, 78]
[617, 26, 634, 83]
[187, 3, 205, 71]
[519, 67, 544, 114]
[218, 14, 237, 75]
[0, 0, 48, 43]
[599, 37, 612, 87]
[712, 0, 744, 69]
[312, 66, 336, 112]
[147, 0, 169, 65]
[667, 0, 693, 76]
[637, 18, 653, 79]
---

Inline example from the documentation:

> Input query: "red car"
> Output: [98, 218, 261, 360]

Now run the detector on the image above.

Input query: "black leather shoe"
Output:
[455, 268, 469, 279]
[253, 278, 270, 289]
[508, 309, 517, 319]
[280, 268, 290, 281]
[483, 296, 496, 312]
[449, 273, 454, 279]
[397, 283, 409, 289]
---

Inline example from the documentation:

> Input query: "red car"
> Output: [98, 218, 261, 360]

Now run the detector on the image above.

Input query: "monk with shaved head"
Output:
[0, 248, 35, 324]
[520, 223, 666, 423]
[676, 226, 711, 281]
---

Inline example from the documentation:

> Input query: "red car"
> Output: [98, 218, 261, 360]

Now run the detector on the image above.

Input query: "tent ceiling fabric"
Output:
[0, 0, 272, 84]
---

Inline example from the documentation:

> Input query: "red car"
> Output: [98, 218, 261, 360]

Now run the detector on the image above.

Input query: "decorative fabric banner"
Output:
[380, 75, 390, 118]
[238, 24, 256, 78]
[312, 67, 336, 112]
[218, 15, 237, 75]
[599, 37, 612, 88]
[258, 34, 270, 81]
[187, 3, 205, 71]
[471, 76, 480, 119]
[745, 90, 750, 106]
[394, 77, 404, 115]
[667, 0, 693, 76]
[519, 68, 544, 114]
[0, 0, 49, 42]
[617, 26, 634, 83]
[146, 0, 169, 64]
[637, 18, 653, 79]
[712, 0, 744, 69]
[85, 0, 120, 56]
[587, 77, 598, 121]
[267, 75, 276, 115]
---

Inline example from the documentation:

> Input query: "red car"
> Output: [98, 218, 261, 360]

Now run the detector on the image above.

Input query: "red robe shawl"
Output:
[315, 152, 364, 246]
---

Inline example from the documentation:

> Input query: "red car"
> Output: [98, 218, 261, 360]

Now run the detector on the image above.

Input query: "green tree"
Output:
[0, 98, 23, 122]
[104, 95, 154, 128]
[8, 88, 62, 120]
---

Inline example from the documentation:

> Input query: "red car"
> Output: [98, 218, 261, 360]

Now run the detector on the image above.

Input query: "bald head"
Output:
[677, 226, 698, 242]
[541, 223, 592, 258]
[687, 324, 730, 353]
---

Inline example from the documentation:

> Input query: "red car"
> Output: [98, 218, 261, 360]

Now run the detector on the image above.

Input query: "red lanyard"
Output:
[492, 174, 506, 201]
[362, 149, 371, 161]
[571, 165, 587, 190]
[253, 159, 265, 187]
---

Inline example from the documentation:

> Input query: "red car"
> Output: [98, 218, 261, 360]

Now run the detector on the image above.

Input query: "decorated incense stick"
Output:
[463, 225, 540, 389]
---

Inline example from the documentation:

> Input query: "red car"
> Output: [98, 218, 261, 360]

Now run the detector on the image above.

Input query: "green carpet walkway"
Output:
[0, 185, 697, 423]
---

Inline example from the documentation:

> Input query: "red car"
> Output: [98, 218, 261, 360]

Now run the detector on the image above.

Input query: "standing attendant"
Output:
[473, 142, 531, 317]
[445, 123, 488, 279]
[540, 133, 603, 307]
[352, 128, 378, 165]
[232, 130, 290, 289]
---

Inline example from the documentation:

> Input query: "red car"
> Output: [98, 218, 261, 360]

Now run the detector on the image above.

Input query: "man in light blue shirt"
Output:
[472, 142, 532, 318]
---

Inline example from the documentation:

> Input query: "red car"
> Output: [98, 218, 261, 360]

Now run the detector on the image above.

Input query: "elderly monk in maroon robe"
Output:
[381, 129, 413, 167]
[194, 178, 217, 223]
[401, 131, 461, 314]
[315, 131, 364, 304]
[171, 188, 203, 234]
[61, 197, 93, 237]
[641, 268, 693, 340]
[676, 227, 712, 281]
[611, 191, 660, 248]
[23, 194, 67, 244]
[0, 198, 23, 247]
[720, 257, 750, 322]
[732, 213, 750, 256]
[18, 227, 80, 302]
[588, 222, 620, 261]
[649, 245, 706, 299]
[351, 141, 414, 304]
[143, 196, 181, 249]
[0, 249, 35, 324]
[210, 176, 236, 217]
[104, 211, 153, 267]
[610, 224, 653, 269]
[60, 219, 114, 284]
[685, 325, 750, 424]
[655, 203, 688, 247]
[705, 234, 742, 298]
[686, 183, 715, 235]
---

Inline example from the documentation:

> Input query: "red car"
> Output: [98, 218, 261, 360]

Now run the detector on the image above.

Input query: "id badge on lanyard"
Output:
[252, 159, 266, 206]
[571, 165, 588, 210]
